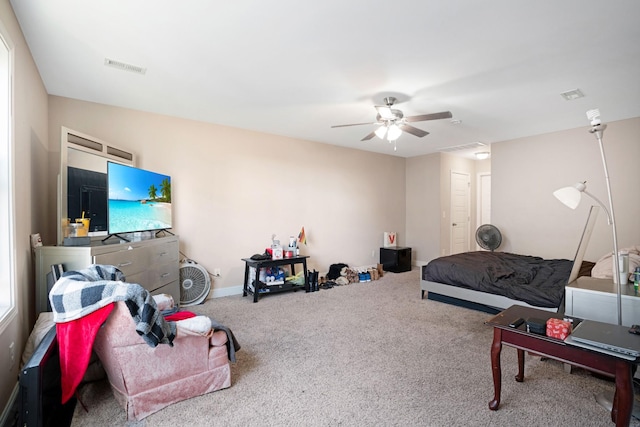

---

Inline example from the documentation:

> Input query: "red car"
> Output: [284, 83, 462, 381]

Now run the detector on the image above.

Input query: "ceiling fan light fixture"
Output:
[374, 126, 388, 139]
[387, 124, 402, 140]
[376, 105, 394, 120]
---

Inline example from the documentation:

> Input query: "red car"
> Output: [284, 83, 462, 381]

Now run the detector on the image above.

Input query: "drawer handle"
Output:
[159, 252, 168, 257]
[118, 261, 133, 267]
[161, 272, 170, 278]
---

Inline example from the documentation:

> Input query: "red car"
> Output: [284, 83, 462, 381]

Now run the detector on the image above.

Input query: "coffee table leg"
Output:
[515, 349, 525, 382]
[489, 327, 502, 410]
[611, 360, 633, 426]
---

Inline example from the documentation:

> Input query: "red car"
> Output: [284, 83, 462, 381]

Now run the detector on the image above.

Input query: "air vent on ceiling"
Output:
[560, 89, 584, 101]
[439, 141, 487, 153]
[104, 58, 147, 75]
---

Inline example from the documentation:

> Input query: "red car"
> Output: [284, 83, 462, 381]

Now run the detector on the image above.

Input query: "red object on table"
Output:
[546, 318, 572, 340]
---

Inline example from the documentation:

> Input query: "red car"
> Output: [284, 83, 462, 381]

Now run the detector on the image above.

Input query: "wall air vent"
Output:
[439, 141, 487, 153]
[104, 58, 147, 75]
[68, 133, 103, 152]
[106, 146, 134, 161]
[66, 130, 135, 163]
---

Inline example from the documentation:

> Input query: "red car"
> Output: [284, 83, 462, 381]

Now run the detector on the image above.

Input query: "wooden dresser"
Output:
[35, 235, 180, 313]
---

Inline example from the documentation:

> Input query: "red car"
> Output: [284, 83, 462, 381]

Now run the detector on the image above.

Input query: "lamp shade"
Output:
[374, 126, 387, 139]
[553, 186, 582, 209]
[387, 124, 402, 141]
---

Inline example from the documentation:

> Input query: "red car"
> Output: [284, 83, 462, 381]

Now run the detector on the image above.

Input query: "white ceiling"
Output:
[10, 0, 640, 158]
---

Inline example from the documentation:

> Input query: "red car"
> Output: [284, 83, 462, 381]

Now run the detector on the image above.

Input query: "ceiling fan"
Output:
[331, 97, 453, 145]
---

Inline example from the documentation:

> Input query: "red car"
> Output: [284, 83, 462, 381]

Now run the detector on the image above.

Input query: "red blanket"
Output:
[56, 304, 114, 404]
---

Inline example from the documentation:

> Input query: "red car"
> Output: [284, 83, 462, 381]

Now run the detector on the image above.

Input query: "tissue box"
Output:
[546, 318, 572, 340]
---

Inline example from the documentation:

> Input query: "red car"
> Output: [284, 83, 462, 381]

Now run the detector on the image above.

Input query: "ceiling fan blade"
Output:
[331, 122, 376, 128]
[399, 124, 429, 138]
[404, 111, 453, 122]
[361, 131, 377, 141]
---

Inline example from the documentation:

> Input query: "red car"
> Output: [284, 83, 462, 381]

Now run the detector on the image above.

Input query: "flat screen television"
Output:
[107, 162, 172, 236]
[19, 327, 76, 427]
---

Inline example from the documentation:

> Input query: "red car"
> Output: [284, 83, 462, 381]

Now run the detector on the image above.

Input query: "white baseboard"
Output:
[209, 285, 244, 299]
[0, 382, 19, 427]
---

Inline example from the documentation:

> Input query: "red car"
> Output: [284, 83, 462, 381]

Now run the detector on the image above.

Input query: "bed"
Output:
[421, 208, 599, 314]
[421, 251, 594, 314]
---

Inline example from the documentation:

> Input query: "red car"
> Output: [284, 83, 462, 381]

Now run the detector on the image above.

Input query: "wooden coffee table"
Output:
[485, 305, 636, 427]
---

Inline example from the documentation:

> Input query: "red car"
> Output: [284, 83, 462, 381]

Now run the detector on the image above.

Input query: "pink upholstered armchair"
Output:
[92, 300, 231, 421]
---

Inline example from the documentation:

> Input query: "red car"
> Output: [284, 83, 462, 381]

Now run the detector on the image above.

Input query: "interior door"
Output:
[450, 171, 470, 255]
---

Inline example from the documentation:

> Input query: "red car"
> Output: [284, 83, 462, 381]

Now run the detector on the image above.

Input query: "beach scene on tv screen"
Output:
[108, 164, 172, 234]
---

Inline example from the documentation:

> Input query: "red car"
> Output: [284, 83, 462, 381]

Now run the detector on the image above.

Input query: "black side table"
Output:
[242, 256, 309, 302]
[380, 247, 412, 273]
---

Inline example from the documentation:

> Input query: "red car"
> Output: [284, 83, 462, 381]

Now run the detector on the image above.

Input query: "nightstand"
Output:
[564, 276, 640, 327]
[380, 247, 412, 273]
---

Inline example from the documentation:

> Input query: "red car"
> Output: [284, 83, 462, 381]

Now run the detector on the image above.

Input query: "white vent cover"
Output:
[560, 89, 584, 101]
[440, 141, 487, 153]
[104, 58, 147, 75]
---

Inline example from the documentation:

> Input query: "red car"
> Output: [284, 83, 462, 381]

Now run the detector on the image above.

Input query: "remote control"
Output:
[509, 318, 525, 328]
[629, 325, 640, 335]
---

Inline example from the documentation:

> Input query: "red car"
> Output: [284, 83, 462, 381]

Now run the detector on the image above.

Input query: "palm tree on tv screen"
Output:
[148, 184, 158, 201]
[160, 178, 171, 202]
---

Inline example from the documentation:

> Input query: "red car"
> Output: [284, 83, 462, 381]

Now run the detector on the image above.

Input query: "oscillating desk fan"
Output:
[475, 224, 502, 252]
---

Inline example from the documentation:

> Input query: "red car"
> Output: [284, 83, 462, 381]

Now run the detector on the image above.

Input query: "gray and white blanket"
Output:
[49, 264, 176, 347]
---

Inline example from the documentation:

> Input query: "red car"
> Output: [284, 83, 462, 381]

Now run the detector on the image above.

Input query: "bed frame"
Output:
[421, 206, 600, 315]
[420, 279, 558, 314]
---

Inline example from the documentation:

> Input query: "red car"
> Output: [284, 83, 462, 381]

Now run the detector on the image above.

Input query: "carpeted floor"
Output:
[70, 268, 640, 426]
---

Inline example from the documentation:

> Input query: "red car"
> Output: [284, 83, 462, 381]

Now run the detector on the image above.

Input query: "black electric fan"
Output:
[475, 224, 502, 251]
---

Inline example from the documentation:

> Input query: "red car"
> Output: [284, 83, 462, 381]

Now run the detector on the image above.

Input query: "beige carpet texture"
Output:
[70, 269, 640, 427]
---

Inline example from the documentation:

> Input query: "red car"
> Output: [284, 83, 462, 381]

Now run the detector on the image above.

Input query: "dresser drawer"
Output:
[148, 239, 179, 264]
[94, 247, 147, 277]
[148, 262, 179, 289]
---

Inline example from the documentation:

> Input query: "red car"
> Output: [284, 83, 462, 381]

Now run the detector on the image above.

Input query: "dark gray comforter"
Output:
[422, 251, 573, 308]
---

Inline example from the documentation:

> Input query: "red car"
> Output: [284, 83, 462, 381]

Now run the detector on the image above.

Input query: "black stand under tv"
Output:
[101, 233, 131, 243]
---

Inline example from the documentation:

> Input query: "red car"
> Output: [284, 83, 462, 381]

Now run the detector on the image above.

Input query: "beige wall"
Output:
[406, 153, 441, 265]
[406, 117, 640, 265]
[47, 96, 407, 294]
[406, 152, 483, 264]
[492, 117, 640, 261]
[0, 0, 50, 412]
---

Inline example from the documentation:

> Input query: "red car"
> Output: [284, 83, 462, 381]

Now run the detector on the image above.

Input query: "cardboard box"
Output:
[546, 318, 572, 340]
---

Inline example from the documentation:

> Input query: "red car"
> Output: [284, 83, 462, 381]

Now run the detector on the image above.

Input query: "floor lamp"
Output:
[553, 109, 622, 326]
[553, 110, 636, 418]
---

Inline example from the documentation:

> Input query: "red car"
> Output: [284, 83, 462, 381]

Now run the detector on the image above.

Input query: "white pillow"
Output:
[591, 246, 640, 280]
